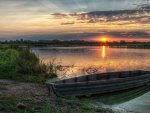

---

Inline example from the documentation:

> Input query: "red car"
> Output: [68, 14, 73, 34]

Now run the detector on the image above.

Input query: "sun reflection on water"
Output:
[102, 46, 106, 58]
[32, 46, 150, 78]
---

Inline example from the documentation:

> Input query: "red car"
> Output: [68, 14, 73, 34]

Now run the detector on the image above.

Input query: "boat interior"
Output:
[55, 70, 150, 84]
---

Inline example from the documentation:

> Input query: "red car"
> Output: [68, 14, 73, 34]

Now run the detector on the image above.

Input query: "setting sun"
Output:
[99, 37, 109, 42]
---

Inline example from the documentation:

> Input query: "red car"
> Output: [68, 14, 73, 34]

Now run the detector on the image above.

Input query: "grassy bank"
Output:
[0, 79, 114, 113]
[0, 95, 109, 113]
[0, 44, 58, 83]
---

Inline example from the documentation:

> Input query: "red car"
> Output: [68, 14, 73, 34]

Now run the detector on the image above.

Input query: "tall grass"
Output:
[41, 102, 52, 113]
[17, 47, 39, 74]
[0, 45, 59, 82]
[0, 49, 19, 78]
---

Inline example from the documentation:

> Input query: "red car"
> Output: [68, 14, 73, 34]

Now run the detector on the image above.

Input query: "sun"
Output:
[99, 37, 108, 43]
[101, 38, 107, 42]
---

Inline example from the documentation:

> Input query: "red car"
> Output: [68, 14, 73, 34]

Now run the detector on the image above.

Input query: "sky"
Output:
[0, 0, 150, 41]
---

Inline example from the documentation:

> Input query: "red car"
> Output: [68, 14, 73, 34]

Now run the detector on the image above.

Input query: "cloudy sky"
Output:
[0, 0, 150, 41]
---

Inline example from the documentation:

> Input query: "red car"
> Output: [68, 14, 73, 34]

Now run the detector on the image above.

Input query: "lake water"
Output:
[32, 46, 150, 113]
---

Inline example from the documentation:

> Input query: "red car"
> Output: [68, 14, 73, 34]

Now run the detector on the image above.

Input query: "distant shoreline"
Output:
[1, 39, 150, 49]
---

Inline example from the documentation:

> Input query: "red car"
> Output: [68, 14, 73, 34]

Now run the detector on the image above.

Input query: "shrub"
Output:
[0, 49, 19, 78]
[0, 46, 58, 82]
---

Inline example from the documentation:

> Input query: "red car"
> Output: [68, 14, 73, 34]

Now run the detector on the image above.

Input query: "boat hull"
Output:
[46, 71, 150, 97]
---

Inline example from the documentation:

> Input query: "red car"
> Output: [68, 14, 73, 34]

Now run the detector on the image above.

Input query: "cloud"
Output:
[137, 4, 150, 10]
[52, 13, 68, 19]
[79, 9, 150, 24]
[61, 22, 75, 25]
[103, 31, 150, 38]
[51, 7, 150, 26]
[0, 0, 150, 40]
[1, 33, 99, 41]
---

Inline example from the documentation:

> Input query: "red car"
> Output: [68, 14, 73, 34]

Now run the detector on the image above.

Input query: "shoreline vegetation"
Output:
[0, 39, 150, 48]
[0, 44, 115, 113]
[0, 45, 47, 83]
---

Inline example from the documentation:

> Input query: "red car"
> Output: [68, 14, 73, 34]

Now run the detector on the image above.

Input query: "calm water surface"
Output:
[32, 46, 150, 113]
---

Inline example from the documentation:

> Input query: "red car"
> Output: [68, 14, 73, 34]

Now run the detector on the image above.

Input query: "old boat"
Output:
[46, 70, 150, 97]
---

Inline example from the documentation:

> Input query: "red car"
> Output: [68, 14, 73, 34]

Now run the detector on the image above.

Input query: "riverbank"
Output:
[0, 44, 147, 113]
[0, 79, 115, 113]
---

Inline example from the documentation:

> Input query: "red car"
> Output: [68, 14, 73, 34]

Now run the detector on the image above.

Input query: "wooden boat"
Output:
[46, 70, 150, 97]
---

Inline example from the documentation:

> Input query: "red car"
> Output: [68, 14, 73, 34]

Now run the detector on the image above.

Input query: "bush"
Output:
[0, 49, 19, 78]
[0, 46, 58, 82]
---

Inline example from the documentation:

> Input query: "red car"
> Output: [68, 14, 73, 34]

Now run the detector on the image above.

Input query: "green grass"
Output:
[0, 49, 19, 77]
[41, 102, 52, 113]
[0, 44, 10, 49]
[0, 95, 52, 113]
[0, 96, 27, 113]
[0, 94, 114, 113]
[55, 97, 106, 113]
[0, 45, 59, 83]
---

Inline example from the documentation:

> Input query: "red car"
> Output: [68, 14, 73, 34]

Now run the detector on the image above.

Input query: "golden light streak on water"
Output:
[102, 46, 106, 58]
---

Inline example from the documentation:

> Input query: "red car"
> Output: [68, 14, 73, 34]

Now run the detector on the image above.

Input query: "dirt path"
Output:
[0, 79, 51, 113]
[0, 79, 49, 102]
